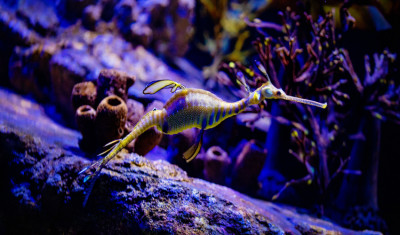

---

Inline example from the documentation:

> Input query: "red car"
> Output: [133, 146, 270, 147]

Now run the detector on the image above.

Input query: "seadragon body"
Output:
[79, 79, 326, 205]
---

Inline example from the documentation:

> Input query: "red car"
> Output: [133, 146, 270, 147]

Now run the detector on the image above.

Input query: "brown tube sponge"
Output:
[231, 140, 267, 195]
[75, 105, 97, 151]
[203, 146, 231, 185]
[96, 69, 135, 103]
[133, 100, 163, 156]
[71, 81, 97, 111]
[95, 95, 128, 146]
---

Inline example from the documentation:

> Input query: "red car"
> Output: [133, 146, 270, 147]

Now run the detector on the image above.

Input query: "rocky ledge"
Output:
[0, 88, 379, 234]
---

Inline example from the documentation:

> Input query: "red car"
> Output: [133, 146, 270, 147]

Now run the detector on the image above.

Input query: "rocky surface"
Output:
[0, 89, 381, 234]
[1, 0, 200, 126]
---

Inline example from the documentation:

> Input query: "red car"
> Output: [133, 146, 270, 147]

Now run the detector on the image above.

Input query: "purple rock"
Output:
[0, 88, 379, 234]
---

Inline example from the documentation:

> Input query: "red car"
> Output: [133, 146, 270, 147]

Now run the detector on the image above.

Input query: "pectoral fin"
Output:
[143, 80, 185, 94]
[183, 129, 204, 162]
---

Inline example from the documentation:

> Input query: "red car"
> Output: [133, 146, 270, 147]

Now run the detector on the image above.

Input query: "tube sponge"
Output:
[96, 69, 135, 103]
[231, 140, 267, 195]
[203, 146, 231, 185]
[75, 105, 97, 151]
[71, 81, 97, 111]
[95, 95, 128, 146]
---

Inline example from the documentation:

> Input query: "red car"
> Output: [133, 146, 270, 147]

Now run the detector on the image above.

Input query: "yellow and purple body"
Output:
[79, 79, 326, 204]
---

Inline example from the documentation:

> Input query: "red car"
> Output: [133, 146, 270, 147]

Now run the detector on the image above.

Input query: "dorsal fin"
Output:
[143, 80, 186, 94]
[235, 71, 251, 94]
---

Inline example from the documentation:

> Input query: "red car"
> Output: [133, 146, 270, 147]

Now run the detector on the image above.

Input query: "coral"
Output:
[96, 68, 135, 103]
[71, 81, 97, 110]
[75, 105, 96, 151]
[221, 6, 397, 233]
[133, 100, 163, 156]
[335, 50, 397, 219]
[95, 95, 127, 146]
[224, 7, 356, 206]
[203, 146, 231, 185]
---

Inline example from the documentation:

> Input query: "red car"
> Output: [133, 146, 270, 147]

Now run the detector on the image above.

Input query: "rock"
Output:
[15, 0, 59, 35]
[130, 21, 153, 46]
[147, 0, 195, 57]
[82, 4, 102, 30]
[86, 0, 195, 56]
[0, 88, 80, 147]
[8, 44, 53, 101]
[49, 49, 91, 122]
[124, 46, 202, 101]
[56, 0, 95, 21]
[114, 0, 140, 38]
[0, 5, 42, 46]
[0, 5, 42, 87]
[1, 7, 195, 122]
[0, 88, 379, 234]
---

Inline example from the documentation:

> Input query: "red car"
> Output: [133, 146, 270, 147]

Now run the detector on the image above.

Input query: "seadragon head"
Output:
[251, 82, 327, 109]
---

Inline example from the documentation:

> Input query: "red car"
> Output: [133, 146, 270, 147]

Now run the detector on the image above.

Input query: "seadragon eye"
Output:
[277, 91, 281, 96]
[262, 88, 273, 97]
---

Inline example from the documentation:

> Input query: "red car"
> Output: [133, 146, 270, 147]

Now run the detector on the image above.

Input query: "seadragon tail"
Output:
[79, 109, 166, 206]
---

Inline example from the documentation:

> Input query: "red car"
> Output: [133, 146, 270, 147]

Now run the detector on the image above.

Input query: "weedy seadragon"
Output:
[79, 73, 326, 205]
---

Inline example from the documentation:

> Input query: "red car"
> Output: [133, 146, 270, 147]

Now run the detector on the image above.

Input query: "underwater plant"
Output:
[335, 49, 397, 231]
[223, 8, 353, 211]
[224, 4, 398, 231]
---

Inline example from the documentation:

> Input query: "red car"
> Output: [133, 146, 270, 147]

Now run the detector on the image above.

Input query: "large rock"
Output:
[0, 0, 198, 125]
[0, 4, 42, 47]
[0, 88, 380, 234]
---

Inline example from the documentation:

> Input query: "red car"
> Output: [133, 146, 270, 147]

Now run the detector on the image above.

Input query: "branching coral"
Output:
[342, 49, 398, 123]
[223, 6, 397, 225]
[224, 8, 353, 207]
